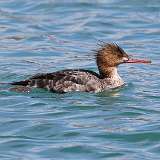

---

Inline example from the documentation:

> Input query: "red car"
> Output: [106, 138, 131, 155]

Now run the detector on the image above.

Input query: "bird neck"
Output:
[98, 64, 118, 78]
[98, 66, 124, 89]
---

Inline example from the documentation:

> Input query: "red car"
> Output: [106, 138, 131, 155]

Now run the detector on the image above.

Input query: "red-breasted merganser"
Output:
[10, 43, 151, 93]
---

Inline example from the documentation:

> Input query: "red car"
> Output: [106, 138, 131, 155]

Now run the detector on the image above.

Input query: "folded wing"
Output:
[11, 69, 101, 93]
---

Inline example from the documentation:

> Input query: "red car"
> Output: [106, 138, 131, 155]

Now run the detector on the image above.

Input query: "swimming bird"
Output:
[10, 43, 151, 93]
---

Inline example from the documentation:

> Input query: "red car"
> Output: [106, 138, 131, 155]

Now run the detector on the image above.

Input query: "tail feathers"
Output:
[10, 80, 29, 86]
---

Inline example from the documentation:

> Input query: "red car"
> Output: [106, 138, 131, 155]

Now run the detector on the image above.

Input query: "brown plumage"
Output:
[96, 43, 129, 77]
[10, 43, 150, 93]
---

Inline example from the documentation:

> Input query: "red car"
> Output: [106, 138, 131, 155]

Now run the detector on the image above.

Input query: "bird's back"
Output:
[11, 69, 102, 93]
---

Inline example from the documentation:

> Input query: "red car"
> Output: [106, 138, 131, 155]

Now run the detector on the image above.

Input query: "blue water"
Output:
[0, 0, 159, 159]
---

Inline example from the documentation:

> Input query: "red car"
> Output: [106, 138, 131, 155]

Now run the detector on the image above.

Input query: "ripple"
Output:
[0, 0, 159, 159]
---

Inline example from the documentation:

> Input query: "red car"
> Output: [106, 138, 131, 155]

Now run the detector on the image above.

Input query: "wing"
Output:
[11, 69, 101, 93]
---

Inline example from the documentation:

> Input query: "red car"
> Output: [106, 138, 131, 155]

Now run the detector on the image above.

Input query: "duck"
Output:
[10, 43, 151, 93]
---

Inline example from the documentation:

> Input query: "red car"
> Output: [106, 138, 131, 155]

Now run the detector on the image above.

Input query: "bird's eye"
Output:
[117, 52, 123, 57]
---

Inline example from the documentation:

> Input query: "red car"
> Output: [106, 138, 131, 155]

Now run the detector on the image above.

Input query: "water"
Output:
[0, 0, 159, 159]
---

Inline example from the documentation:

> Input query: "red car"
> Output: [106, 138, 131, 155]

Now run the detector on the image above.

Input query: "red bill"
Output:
[125, 59, 151, 64]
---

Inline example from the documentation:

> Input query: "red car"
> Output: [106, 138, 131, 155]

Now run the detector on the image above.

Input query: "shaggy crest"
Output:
[96, 43, 126, 57]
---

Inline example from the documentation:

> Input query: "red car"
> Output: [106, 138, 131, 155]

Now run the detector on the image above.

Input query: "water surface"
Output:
[0, 1, 159, 160]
